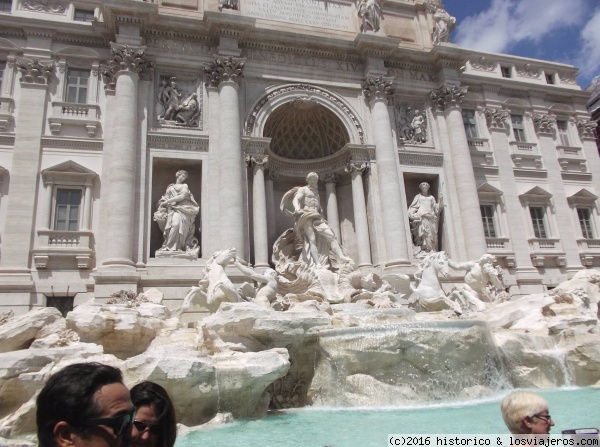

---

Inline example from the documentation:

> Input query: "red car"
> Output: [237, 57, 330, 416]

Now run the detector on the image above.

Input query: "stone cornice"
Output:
[354, 34, 400, 59]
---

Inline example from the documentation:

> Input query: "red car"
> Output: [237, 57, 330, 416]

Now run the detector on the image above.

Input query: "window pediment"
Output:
[520, 186, 552, 204]
[567, 189, 599, 206]
[477, 182, 503, 201]
[42, 160, 97, 185]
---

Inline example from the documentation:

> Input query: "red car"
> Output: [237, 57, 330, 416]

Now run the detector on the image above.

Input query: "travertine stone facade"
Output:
[0, 0, 597, 313]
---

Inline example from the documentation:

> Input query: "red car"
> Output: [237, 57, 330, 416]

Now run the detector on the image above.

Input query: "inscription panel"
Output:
[246, 49, 363, 73]
[242, 0, 354, 32]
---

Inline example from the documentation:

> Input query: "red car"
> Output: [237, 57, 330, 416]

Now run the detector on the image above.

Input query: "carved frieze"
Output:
[470, 57, 495, 72]
[20, 0, 66, 14]
[558, 72, 578, 85]
[363, 77, 394, 101]
[156, 76, 202, 128]
[398, 152, 443, 167]
[101, 44, 153, 90]
[146, 134, 209, 152]
[394, 103, 429, 145]
[204, 57, 245, 88]
[533, 114, 556, 135]
[16, 58, 54, 85]
[516, 64, 541, 79]
[577, 119, 598, 140]
[245, 84, 365, 144]
[430, 85, 466, 111]
[484, 109, 510, 130]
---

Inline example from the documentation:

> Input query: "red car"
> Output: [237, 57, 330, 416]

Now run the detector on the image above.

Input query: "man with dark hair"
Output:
[37, 362, 139, 447]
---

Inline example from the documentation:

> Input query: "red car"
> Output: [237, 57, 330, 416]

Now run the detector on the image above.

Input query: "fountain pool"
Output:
[178, 388, 599, 447]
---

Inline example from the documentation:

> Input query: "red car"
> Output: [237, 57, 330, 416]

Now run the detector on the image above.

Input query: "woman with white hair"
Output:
[501, 391, 555, 435]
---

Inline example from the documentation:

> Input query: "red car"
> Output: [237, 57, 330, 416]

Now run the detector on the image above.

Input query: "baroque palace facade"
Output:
[0, 0, 599, 314]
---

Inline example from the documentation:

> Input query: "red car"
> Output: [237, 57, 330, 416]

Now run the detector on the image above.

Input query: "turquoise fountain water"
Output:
[177, 388, 599, 447]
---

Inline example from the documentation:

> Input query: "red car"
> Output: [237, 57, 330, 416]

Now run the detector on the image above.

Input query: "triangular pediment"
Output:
[477, 183, 503, 195]
[567, 189, 599, 206]
[520, 186, 552, 203]
[42, 160, 96, 176]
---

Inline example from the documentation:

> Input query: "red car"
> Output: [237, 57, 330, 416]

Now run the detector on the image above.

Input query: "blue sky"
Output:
[443, 0, 600, 89]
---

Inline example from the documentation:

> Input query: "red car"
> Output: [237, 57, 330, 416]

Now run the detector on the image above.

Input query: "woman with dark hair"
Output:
[130, 382, 177, 447]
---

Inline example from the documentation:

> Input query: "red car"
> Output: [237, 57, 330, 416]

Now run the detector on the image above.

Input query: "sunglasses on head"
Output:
[81, 408, 136, 436]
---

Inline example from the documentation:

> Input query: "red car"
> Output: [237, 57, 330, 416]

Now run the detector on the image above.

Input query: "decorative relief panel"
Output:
[20, 0, 66, 14]
[155, 75, 202, 129]
[470, 57, 495, 72]
[394, 102, 430, 145]
[516, 64, 541, 79]
[145, 34, 212, 56]
[398, 152, 443, 167]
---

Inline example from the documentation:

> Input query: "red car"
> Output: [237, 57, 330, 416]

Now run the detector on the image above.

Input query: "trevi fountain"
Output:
[0, 172, 599, 445]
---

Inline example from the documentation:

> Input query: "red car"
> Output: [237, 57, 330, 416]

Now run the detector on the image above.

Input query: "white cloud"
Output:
[454, 0, 588, 54]
[574, 7, 600, 82]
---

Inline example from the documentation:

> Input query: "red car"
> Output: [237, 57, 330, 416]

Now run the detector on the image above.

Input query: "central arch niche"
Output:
[263, 99, 349, 160]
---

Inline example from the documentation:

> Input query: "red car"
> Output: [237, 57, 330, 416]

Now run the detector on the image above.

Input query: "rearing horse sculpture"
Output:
[409, 251, 462, 314]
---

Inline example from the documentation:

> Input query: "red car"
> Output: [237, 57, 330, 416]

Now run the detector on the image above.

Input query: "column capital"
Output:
[245, 154, 268, 172]
[533, 113, 556, 136]
[204, 56, 245, 88]
[484, 108, 511, 131]
[101, 43, 153, 90]
[16, 58, 54, 85]
[345, 161, 369, 175]
[321, 172, 340, 184]
[577, 119, 597, 140]
[363, 76, 394, 102]
[430, 84, 467, 111]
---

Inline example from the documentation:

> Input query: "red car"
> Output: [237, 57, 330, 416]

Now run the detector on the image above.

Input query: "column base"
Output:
[512, 267, 545, 296]
[383, 259, 412, 274]
[92, 266, 142, 301]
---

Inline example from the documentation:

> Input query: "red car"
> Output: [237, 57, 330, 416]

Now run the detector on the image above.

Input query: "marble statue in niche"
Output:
[279, 172, 352, 270]
[153, 170, 200, 258]
[157, 76, 201, 126]
[431, 7, 455, 45]
[408, 182, 442, 256]
[357, 0, 382, 33]
[395, 104, 428, 144]
[219, 0, 238, 11]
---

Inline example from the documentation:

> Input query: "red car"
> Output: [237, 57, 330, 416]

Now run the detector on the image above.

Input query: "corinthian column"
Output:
[99, 44, 152, 268]
[431, 85, 487, 259]
[0, 59, 54, 271]
[363, 76, 409, 267]
[205, 57, 247, 259]
[345, 161, 372, 267]
[247, 155, 269, 268]
[322, 173, 341, 242]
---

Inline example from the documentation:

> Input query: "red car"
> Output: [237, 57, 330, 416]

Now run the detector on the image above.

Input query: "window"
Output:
[462, 109, 478, 139]
[0, 61, 5, 91]
[577, 208, 594, 239]
[545, 73, 555, 85]
[0, 0, 11, 13]
[530, 206, 548, 238]
[74, 8, 94, 22]
[66, 68, 89, 104]
[511, 114, 526, 142]
[501, 66, 511, 78]
[480, 205, 497, 238]
[557, 120, 570, 146]
[46, 296, 74, 317]
[54, 188, 81, 231]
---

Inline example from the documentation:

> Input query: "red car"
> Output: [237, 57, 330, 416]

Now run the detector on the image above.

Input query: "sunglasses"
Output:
[531, 413, 552, 423]
[82, 408, 136, 436]
[133, 420, 160, 434]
